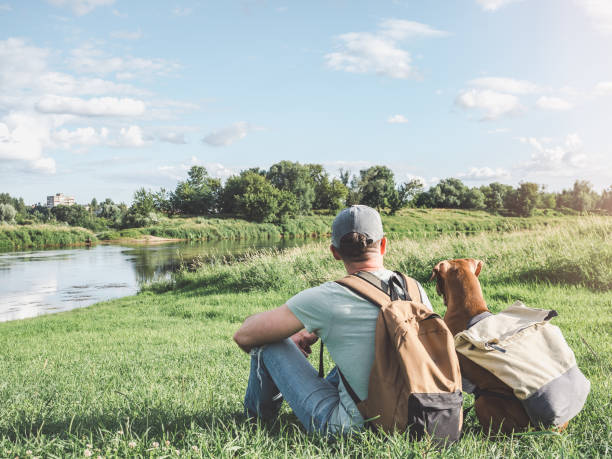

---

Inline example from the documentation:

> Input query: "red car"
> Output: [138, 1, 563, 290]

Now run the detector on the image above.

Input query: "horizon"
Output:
[1, 0, 612, 204]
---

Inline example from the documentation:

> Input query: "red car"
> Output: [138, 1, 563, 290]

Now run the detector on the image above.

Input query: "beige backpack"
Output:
[333, 271, 463, 442]
[454, 301, 590, 427]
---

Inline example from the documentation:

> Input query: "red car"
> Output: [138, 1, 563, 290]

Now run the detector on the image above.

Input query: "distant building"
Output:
[47, 193, 75, 208]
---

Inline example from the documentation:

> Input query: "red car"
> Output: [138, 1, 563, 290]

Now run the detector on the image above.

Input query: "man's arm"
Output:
[233, 304, 306, 353]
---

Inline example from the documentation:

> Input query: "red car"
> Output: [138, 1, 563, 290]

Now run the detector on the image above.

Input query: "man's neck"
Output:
[344, 256, 385, 275]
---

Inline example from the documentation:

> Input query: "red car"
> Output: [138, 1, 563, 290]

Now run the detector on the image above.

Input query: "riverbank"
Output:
[99, 209, 578, 242]
[1, 218, 610, 457]
[0, 224, 96, 250]
[1, 210, 584, 250]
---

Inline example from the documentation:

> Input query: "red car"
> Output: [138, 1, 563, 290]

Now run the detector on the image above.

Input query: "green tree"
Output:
[90, 198, 98, 214]
[51, 204, 104, 230]
[221, 171, 297, 223]
[171, 166, 220, 215]
[233, 172, 283, 222]
[0, 193, 26, 215]
[599, 186, 612, 214]
[266, 161, 315, 214]
[98, 198, 123, 226]
[0, 203, 17, 223]
[557, 180, 598, 212]
[415, 178, 469, 208]
[480, 182, 513, 212]
[357, 166, 396, 211]
[306, 164, 349, 212]
[131, 188, 156, 216]
[388, 179, 424, 215]
[462, 188, 486, 210]
[505, 182, 540, 216]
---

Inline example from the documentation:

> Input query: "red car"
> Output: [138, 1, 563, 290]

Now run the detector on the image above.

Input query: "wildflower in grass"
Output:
[26, 451, 32, 456]
[87, 444, 92, 449]
[175, 450, 180, 455]
[84, 449, 92, 457]
[128, 441, 136, 448]
[117, 431, 124, 435]
[165, 440, 170, 447]
[152, 442, 159, 448]
[191, 445, 198, 451]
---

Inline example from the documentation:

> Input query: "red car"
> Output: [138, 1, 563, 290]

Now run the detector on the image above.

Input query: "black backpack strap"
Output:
[353, 271, 408, 301]
[339, 368, 362, 405]
[317, 341, 362, 405]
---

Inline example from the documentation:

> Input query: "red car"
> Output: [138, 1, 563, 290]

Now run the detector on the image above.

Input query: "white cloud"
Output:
[325, 19, 447, 79]
[110, 29, 142, 40]
[36, 95, 146, 117]
[487, 127, 509, 134]
[387, 114, 409, 124]
[378, 19, 449, 40]
[0, 112, 56, 173]
[595, 81, 612, 95]
[158, 131, 187, 144]
[45, 0, 115, 15]
[458, 166, 511, 181]
[0, 38, 49, 92]
[0, 3, 12, 11]
[575, 0, 612, 35]
[116, 125, 146, 147]
[469, 77, 540, 95]
[68, 43, 180, 78]
[172, 7, 193, 16]
[536, 96, 573, 111]
[203, 122, 252, 147]
[455, 89, 522, 120]
[157, 158, 237, 182]
[52, 126, 109, 149]
[518, 133, 590, 174]
[476, 0, 523, 11]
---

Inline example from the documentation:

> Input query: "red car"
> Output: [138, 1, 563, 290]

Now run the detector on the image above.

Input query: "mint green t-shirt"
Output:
[286, 269, 433, 432]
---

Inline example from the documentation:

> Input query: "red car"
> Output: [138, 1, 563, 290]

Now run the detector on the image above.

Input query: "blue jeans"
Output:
[243, 338, 345, 434]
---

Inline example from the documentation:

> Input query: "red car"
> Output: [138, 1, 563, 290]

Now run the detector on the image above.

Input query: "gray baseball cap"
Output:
[331, 205, 384, 248]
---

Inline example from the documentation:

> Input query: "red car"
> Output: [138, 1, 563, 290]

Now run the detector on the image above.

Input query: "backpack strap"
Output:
[330, 271, 422, 405]
[335, 273, 394, 308]
[396, 272, 423, 304]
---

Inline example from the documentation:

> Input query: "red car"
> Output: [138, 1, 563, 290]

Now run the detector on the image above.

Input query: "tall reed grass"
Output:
[0, 224, 96, 250]
[148, 217, 612, 295]
[100, 210, 578, 243]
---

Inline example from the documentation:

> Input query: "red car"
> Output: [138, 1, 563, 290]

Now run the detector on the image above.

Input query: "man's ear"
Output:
[330, 245, 342, 260]
[379, 237, 387, 256]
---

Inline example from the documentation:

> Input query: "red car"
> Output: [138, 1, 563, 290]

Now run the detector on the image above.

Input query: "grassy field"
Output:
[1, 210, 580, 250]
[98, 209, 576, 243]
[0, 218, 610, 457]
[0, 224, 96, 250]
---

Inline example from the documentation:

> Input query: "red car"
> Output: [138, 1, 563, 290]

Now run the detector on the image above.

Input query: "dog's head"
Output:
[429, 258, 484, 305]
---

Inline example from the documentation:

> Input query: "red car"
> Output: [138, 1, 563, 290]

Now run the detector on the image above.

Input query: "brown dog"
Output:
[430, 258, 534, 434]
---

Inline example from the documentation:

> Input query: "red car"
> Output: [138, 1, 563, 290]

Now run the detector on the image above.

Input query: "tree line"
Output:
[1, 161, 612, 230]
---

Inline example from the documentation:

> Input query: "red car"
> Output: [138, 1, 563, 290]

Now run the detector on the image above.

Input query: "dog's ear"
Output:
[429, 260, 450, 281]
[474, 259, 484, 277]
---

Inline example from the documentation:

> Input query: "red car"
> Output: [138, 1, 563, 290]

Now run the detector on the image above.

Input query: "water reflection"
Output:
[0, 238, 315, 322]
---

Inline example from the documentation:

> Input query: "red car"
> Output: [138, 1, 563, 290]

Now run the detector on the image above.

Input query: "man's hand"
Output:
[291, 330, 319, 357]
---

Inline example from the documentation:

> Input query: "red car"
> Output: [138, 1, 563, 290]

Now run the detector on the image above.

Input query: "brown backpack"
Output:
[331, 271, 463, 442]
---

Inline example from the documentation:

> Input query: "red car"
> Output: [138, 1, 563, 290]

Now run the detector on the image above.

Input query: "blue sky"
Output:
[1, 0, 611, 204]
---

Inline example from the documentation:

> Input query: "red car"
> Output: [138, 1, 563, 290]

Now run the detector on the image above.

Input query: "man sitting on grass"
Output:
[233, 205, 433, 434]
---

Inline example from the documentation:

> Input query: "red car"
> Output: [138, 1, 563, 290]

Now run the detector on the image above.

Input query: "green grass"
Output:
[1, 218, 611, 457]
[0, 224, 96, 250]
[98, 209, 581, 243]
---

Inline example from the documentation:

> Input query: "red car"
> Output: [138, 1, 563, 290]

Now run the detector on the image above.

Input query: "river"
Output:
[0, 238, 315, 322]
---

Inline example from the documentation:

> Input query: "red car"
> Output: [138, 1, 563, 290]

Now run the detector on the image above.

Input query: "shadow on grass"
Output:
[1, 407, 313, 443]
